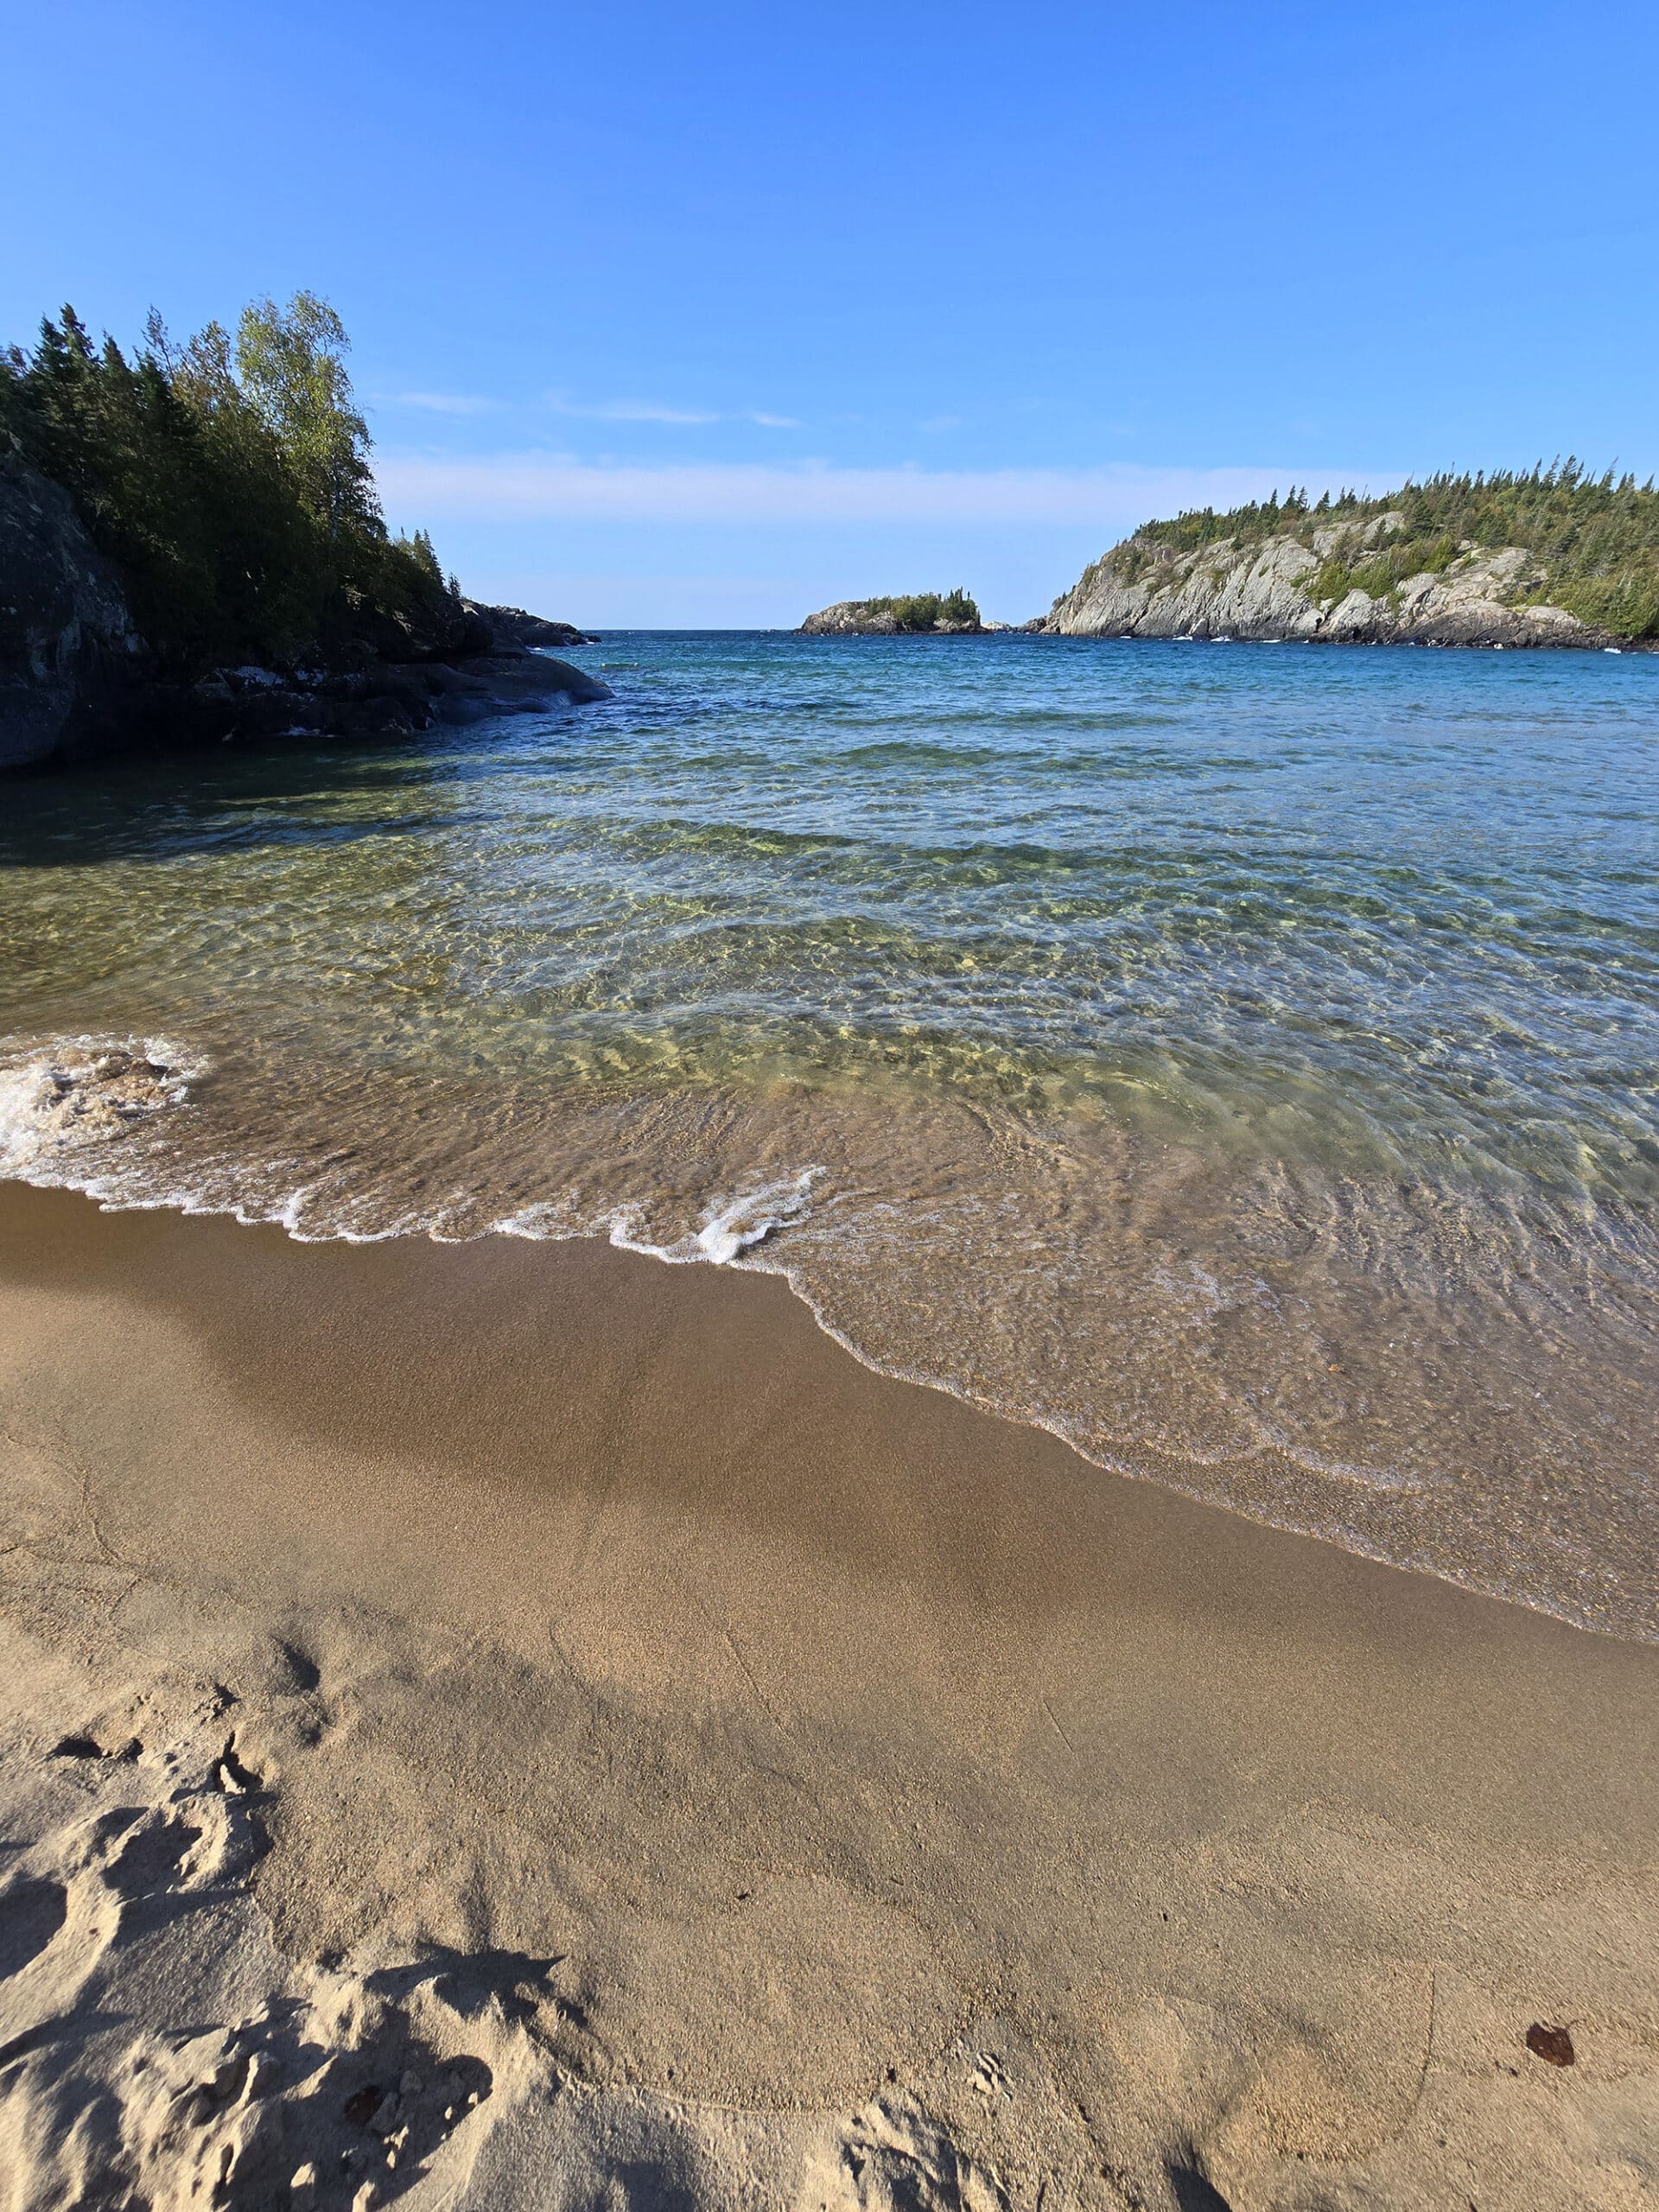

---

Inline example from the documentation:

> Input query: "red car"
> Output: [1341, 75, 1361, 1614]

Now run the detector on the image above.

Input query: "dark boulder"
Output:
[421, 653, 612, 717]
[462, 601, 596, 650]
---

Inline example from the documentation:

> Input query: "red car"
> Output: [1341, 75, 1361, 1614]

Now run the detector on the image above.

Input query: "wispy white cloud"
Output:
[377, 453, 1397, 528]
[545, 395, 799, 428]
[546, 394, 720, 424]
[377, 391, 501, 416]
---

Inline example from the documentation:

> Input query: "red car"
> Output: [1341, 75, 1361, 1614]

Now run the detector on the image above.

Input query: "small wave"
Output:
[0, 1037, 203, 1180]
[491, 1169, 823, 1268]
[0, 1018, 1649, 1643]
[609, 1168, 821, 1265]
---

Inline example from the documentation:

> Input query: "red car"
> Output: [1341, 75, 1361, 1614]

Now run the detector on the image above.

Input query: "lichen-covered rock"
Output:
[1040, 512, 1640, 649]
[0, 454, 143, 766]
[802, 602, 905, 634]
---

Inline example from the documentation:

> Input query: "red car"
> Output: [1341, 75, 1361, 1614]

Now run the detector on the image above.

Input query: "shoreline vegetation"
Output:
[0, 296, 607, 769]
[1039, 467, 1659, 648]
[3, 297, 457, 673]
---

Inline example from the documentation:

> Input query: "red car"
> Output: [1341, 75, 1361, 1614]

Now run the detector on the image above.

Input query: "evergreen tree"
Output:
[1, 291, 462, 670]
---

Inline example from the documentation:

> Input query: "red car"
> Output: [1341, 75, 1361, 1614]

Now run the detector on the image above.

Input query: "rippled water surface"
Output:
[3, 634, 1656, 1632]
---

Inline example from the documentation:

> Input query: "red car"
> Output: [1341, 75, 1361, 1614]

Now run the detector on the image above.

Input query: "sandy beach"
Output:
[8, 3, 1659, 2202]
[0, 1179, 1653, 2209]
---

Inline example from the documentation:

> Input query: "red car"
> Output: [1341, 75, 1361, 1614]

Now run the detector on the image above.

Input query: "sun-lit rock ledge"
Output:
[1039, 507, 1652, 649]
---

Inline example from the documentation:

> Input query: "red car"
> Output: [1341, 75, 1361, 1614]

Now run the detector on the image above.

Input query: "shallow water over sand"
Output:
[2, 632, 1656, 1634]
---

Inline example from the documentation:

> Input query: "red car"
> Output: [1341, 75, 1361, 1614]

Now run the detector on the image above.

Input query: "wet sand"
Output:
[0, 1180, 1654, 2209]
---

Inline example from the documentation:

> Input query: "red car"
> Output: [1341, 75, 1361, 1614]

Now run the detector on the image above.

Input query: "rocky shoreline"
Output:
[1037, 508, 1653, 649]
[459, 600, 597, 652]
[1, 457, 609, 772]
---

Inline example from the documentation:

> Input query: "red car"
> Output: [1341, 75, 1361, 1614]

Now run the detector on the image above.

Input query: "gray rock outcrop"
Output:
[1039, 510, 1640, 648]
[0, 455, 143, 768]
[134, 652, 612, 756]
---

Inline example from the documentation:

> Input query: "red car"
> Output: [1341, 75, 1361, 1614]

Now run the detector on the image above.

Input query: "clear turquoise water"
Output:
[3, 633, 1656, 1632]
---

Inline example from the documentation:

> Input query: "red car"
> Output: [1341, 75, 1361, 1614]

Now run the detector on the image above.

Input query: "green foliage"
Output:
[1303, 531, 1457, 610]
[1127, 484, 1318, 563]
[235, 294, 376, 542]
[1121, 463, 1659, 637]
[860, 587, 981, 630]
[1554, 570, 1659, 637]
[0, 295, 461, 671]
[1305, 556, 1354, 607]
[406, 528, 444, 587]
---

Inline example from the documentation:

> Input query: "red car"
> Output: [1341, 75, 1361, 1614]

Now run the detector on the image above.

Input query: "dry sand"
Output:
[0, 1180, 1654, 2209]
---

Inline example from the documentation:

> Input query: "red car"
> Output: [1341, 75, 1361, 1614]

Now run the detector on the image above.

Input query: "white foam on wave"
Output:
[493, 1170, 823, 1268]
[0, 1036, 204, 1181]
[0, 1033, 1637, 1637]
[611, 1167, 822, 1266]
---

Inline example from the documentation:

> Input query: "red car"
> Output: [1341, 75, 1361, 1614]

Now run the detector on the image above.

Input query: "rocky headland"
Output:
[1038, 473, 1659, 650]
[1, 454, 609, 771]
[460, 600, 597, 652]
[2, 296, 613, 771]
[803, 603, 979, 635]
[1039, 515, 1623, 647]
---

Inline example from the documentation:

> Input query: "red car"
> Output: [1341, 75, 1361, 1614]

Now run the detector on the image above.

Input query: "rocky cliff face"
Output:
[0, 456, 144, 769]
[1, 456, 609, 769]
[1040, 510, 1639, 648]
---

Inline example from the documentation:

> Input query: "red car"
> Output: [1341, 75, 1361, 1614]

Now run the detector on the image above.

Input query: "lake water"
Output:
[3, 632, 1656, 1635]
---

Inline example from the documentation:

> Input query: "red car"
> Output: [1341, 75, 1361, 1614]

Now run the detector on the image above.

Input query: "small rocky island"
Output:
[1036, 467, 1659, 650]
[801, 588, 1000, 634]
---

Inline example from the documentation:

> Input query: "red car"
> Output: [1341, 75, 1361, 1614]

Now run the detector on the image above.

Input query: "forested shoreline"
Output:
[1043, 465, 1659, 646]
[1112, 467, 1659, 640]
[2, 294, 473, 671]
[1, 295, 609, 767]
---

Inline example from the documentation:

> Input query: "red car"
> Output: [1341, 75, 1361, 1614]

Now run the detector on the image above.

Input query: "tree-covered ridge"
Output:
[0, 295, 461, 672]
[857, 588, 981, 630]
[1114, 463, 1659, 638]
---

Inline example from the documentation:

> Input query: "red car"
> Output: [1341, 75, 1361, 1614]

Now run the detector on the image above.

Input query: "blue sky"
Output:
[7, 1, 1656, 626]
